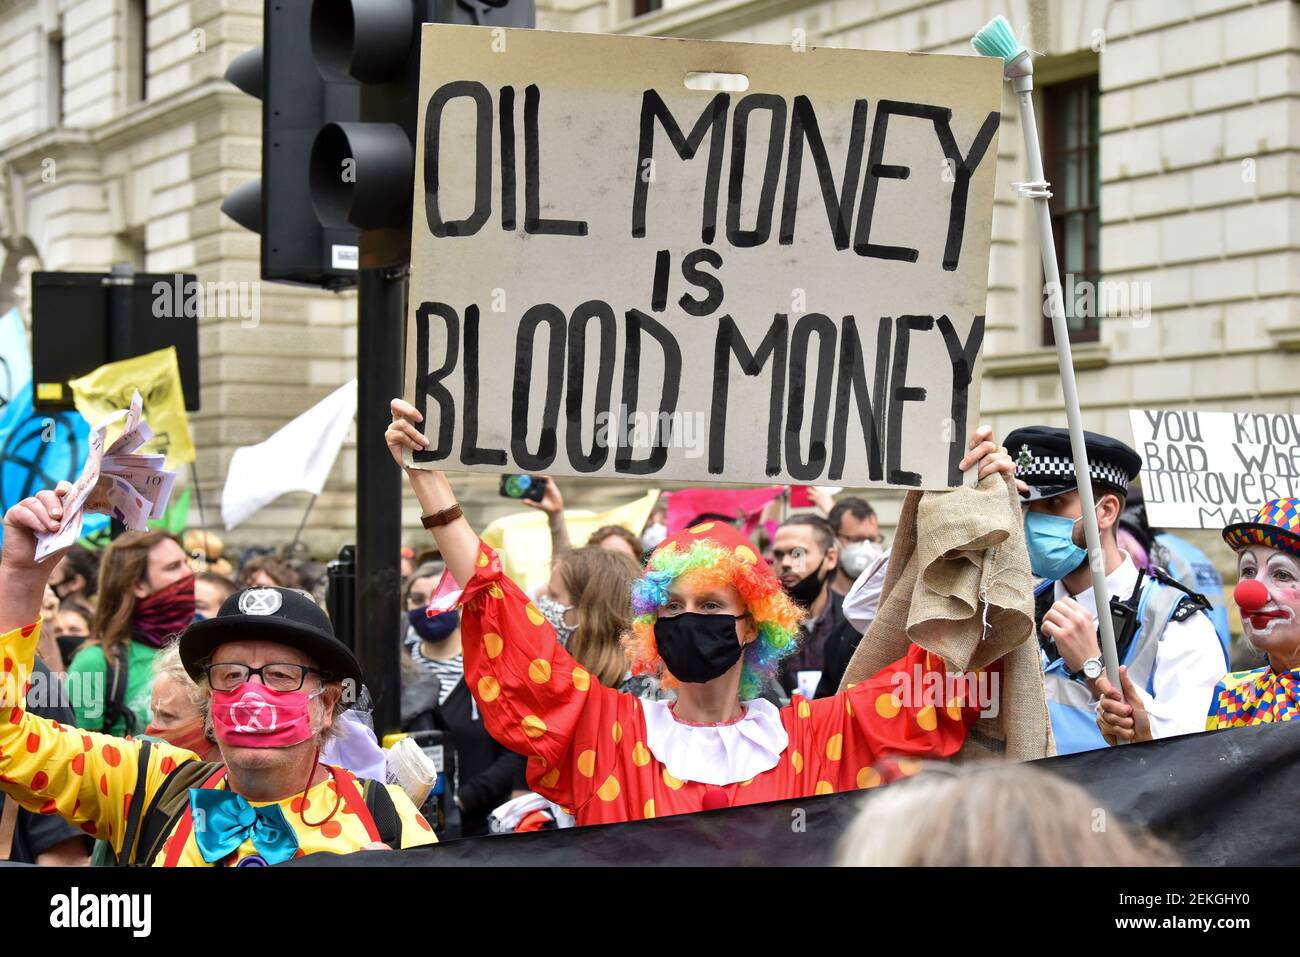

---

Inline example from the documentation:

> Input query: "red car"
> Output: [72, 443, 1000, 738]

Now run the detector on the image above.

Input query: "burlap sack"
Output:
[839, 473, 1054, 762]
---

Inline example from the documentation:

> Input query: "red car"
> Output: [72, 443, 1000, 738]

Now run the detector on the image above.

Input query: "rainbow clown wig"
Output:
[623, 521, 804, 700]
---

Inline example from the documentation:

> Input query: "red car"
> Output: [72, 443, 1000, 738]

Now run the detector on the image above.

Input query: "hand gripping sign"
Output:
[403, 26, 1001, 490]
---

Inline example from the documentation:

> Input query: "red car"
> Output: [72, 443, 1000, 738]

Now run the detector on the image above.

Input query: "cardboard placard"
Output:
[1129, 409, 1300, 527]
[404, 26, 1001, 489]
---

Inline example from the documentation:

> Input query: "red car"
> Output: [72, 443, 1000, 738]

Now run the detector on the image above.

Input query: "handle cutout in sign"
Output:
[683, 71, 749, 92]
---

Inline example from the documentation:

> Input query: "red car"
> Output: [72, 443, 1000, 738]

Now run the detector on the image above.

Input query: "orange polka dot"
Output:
[39, 798, 58, 814]
[25, 732, 40, 753]
[733, 545, 757, 564]
[525, 603, 545, 627]
[320, 820, 342, 839]
[81, 735, 92, 752]
[611, 721, 622, 744]
[487, 584, 504, 599]
[30, 771, 48, 791]
[159, 756, 177, 775]
[521, 714, 547, 738]
[875, 692, 901, 719]
[632, 741, 651, 767]
[99, 774, 109, 795]
[946, 697, 964, 722]
[814, 780, 834, 795]
[290, 796, 311, 813]
[540, 767, 560, 789]
[477, 552, 489, 568]
[897, 757, 923, 776]
[572, 668, 590, 691]
[416, 814, 432, 831]
[916, 706, 937, 732]
[791, 750, 804, 774]
[688, 522, 715, 533]
[20, 624, 35, 638]
[856, 767, 881, 789]
[576, 750, 597, 778]
[739, 777, 754, 787]
[797, 699, 811, 719]
[528, 659, 552, 684]
[643, 799, 656, 819]
[825, 734, 843, 761]
[9, 707, 22, 725]
[845, 697, 854, 718]
[477, 675, 501, 702]
[71, 753, 85, 776]
[80, 821, 97, 836]
[101, 743, 122, 766]
[596, 775, 620, 801]
[662, 768, 684, 790]
[483, 632, 504, 658]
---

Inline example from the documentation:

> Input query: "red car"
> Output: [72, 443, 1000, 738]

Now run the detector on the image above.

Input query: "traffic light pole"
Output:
[355, 264, 407, 736]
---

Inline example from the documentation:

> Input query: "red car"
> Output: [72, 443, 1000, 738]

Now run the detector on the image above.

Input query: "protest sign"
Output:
[403, 26, 1001, 489]
[1129, 409, 1300, 528]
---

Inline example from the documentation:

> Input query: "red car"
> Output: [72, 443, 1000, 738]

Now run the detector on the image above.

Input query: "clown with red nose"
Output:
[1097, 498, 1300, 742]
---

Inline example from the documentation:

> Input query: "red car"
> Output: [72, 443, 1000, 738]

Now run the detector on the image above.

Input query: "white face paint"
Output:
[1237, 546, 1300, 668]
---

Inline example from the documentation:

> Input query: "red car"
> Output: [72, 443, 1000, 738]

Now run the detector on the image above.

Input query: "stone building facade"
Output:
[1, 0, 1295, 559]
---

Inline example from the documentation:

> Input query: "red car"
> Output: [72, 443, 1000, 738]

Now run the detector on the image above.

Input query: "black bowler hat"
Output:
[1004, 425, 1141, 504]
[179, 586, 362, 687]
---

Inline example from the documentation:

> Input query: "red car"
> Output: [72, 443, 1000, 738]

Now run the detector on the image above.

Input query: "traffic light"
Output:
[221, 2, 361, 289]
[308, 0, 535, 268]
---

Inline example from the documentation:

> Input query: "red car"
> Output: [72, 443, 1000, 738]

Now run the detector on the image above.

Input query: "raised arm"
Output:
[0, 487, 191, 857]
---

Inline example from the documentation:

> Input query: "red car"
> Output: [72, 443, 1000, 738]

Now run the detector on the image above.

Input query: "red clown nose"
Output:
[1234, 579, 1269, 612]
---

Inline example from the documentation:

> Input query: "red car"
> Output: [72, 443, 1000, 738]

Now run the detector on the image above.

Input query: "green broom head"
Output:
[971, 15, 1025, 62]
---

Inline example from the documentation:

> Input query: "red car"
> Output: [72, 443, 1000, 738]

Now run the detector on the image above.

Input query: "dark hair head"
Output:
[238, 555, 300, 589]
[778, 514, 837, 553]
[57, 545, 102, 598]
[827, 497, 876, 533]
[587, 525, 644, 564]
[195, 572, 239, 603]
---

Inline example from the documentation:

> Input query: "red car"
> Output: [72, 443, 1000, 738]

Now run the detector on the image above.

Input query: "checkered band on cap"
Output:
[1015, 452, 1131, 492]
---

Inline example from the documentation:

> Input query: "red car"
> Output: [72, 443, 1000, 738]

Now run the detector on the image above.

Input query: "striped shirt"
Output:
[405, 631, 464, 706]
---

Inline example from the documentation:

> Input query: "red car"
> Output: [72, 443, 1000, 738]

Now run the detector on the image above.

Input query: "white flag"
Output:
[221, 379, 357, 530]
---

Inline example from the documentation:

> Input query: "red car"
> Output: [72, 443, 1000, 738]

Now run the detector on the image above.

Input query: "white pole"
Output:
[1011, 74, 1123, 693]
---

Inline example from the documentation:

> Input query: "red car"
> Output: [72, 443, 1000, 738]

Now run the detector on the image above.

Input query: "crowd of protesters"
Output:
[0, 402, 1296, 867]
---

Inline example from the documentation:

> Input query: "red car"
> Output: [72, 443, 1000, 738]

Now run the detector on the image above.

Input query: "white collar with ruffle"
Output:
[641, 697, 789, 787]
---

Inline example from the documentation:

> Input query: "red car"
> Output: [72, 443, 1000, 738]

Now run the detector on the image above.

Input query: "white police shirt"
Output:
[1055, 551, 1224, 739]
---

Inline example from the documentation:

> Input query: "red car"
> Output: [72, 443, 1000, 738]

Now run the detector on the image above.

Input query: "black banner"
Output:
[290, 720, 1300, 867]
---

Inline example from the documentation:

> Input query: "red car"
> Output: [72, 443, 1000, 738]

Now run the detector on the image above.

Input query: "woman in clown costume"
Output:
[1097, 498, 1300, 742]
[387, 399, 1019, 825]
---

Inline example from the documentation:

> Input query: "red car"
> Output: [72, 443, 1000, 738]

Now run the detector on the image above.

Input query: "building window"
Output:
[1041, 75, 1099, 345]
[633, 0, 663, 16]
[126, 0, 147, 103]
[46, 31, 63, 126]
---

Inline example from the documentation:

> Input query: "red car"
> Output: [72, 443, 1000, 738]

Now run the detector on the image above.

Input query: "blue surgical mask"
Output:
[1024, 511, 1087, 580]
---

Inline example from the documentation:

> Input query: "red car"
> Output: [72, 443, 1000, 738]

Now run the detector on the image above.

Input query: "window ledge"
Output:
[1267, 324, 1300, 352]
[982, 342, 1111, 378]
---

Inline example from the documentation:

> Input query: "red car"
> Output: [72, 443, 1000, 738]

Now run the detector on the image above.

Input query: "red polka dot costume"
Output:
[450, 524, 983, 826]
[0, 618, 436, 865]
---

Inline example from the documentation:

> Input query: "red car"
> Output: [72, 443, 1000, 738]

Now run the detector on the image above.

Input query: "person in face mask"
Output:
[1097, 498, 1300, 744]
[0, 484, 438, 864]
[65, 530, 196, 736]
[388, 397, 1016, 828]
[1006, 426, 1226, 756]
[770, 515, 861, 701]
[827, 498, 881, 596]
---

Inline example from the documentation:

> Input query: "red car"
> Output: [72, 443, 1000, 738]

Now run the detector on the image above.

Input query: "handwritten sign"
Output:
[404, 26, 1001, 488]
[1129, 409, 1300, 527]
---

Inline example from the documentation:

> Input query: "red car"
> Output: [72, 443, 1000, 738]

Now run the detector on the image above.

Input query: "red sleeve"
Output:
[792, 644, 984, 792]
[457, 542, 635, 812]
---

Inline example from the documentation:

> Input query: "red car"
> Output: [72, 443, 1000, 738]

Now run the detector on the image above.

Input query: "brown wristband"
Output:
[421, 503, 463, 529]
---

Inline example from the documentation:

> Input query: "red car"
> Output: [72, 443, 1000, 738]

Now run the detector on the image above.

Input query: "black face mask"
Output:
[654, 612, 745, 684]
[784, 555, 829, 608]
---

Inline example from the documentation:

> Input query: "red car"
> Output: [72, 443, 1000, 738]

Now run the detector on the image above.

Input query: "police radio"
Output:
[1107, 567, 1146, 665]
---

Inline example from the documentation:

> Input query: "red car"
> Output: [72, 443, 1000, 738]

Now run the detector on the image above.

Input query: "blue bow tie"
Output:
[189, 789, 300, 866]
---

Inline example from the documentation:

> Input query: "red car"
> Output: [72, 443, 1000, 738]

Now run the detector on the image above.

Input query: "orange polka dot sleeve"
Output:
[0, 617, 195, 856]
[457, 544, 636, 813]
[789, 644, 985, 792]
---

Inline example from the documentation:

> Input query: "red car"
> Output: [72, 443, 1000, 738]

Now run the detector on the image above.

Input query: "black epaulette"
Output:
[1149, 565, 1212, 622]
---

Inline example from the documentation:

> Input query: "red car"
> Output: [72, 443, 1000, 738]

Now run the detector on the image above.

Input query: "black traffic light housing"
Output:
[221, 2, 362, 289]
[308, 0, 534, 268]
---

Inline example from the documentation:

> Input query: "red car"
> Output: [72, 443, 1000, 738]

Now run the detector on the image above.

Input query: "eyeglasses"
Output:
[204, 662, 324, 692]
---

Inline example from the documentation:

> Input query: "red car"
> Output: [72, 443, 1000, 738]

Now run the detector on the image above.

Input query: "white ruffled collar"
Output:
[641, 698, 788, 786]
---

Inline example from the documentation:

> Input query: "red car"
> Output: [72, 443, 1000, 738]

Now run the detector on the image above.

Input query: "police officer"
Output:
[1005, 426, 1228, 755]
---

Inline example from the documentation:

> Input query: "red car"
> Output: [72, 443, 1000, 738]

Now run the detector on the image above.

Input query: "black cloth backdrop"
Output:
[290, 720, 1300, 867]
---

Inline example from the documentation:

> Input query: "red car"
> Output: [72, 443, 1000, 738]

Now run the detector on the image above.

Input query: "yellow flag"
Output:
[69, 346, 196, 466]
[482, 489, 660, 593]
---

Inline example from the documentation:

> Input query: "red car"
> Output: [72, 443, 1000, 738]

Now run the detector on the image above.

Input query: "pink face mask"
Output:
[210, 682, 321, 749]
